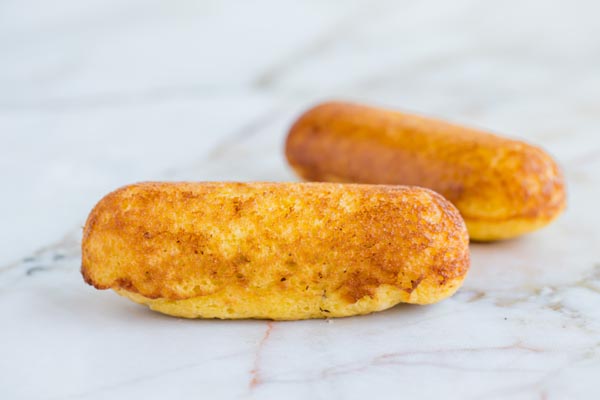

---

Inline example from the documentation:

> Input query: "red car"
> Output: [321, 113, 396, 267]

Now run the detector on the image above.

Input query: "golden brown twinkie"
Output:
[81, 182, 469, 320]
[286, 102, 566, 241]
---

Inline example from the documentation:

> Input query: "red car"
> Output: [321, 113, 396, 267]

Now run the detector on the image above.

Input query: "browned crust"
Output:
[285, 101, 567, 240]
[81, 182, 469, 308]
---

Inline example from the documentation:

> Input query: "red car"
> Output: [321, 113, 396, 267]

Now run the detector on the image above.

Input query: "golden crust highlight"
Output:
[82, 182, 469, 320]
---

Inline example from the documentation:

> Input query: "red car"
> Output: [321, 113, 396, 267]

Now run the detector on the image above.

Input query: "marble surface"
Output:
[2, 0, 600, 399]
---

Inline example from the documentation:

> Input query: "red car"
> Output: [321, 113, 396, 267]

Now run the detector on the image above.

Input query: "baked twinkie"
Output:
[285, 102, 567, 241]
[81, 182, 469, 320]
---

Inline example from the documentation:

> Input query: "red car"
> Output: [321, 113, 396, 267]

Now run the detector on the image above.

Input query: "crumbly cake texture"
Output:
[81, 182, 470, 320]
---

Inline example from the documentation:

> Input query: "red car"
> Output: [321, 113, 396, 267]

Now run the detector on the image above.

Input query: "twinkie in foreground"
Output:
[82, 182, 469, 320]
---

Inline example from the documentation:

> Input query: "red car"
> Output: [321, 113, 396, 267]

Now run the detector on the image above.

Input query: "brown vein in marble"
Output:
[264, 342, 544, 385]
[453, 288, 486, 302]
[249, 321, 274, 390]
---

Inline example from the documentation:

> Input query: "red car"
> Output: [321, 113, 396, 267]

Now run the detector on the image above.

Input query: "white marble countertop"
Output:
[2, 1, 600, 399]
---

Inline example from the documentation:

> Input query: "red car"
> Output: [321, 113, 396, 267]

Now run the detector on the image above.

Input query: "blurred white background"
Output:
[2, 0, 599, 264]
